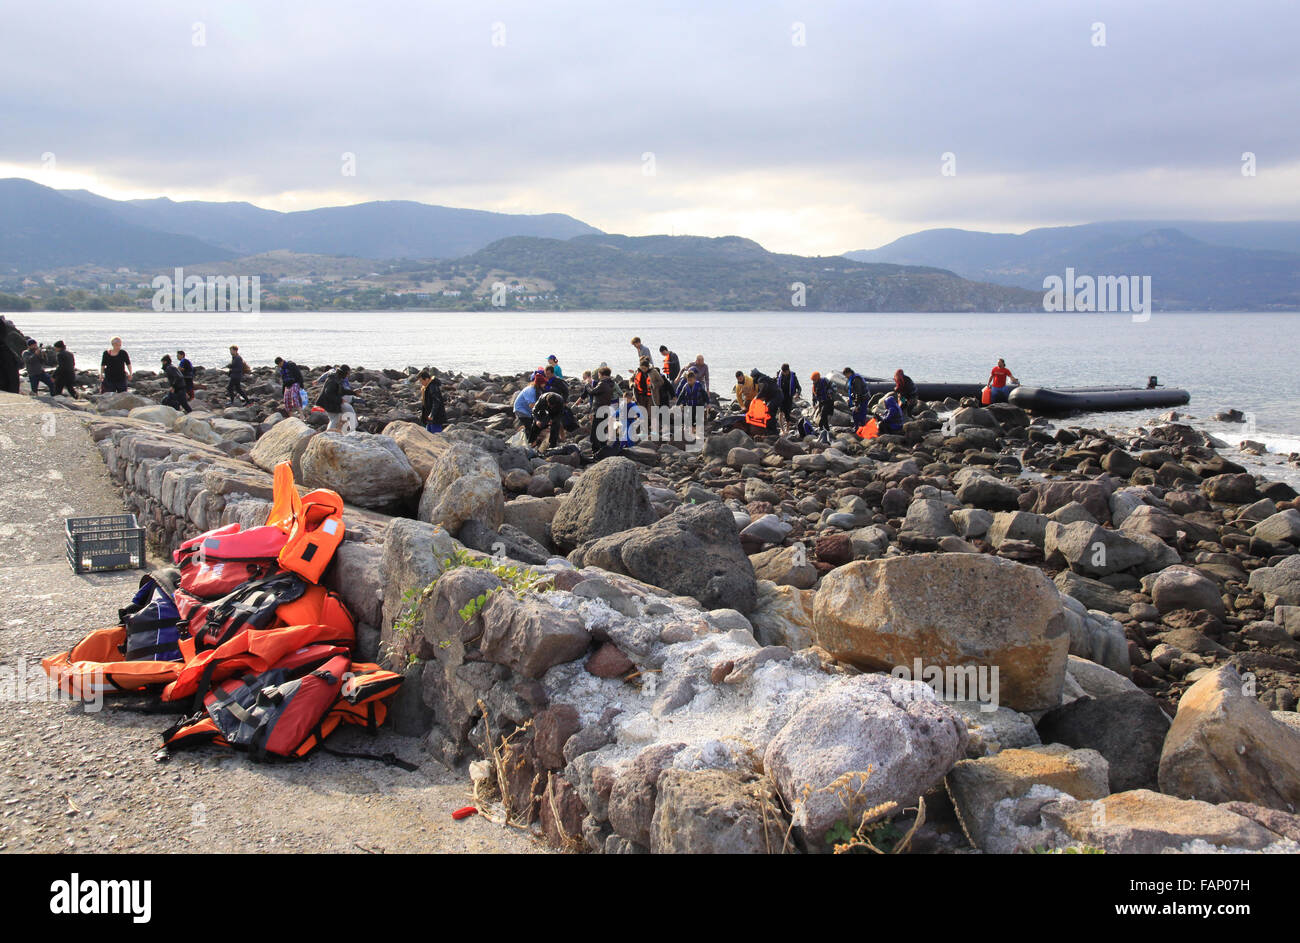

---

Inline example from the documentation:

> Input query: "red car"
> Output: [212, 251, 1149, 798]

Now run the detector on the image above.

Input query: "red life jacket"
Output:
[174, 524, 289, 599]
[159, 648, 408, 764]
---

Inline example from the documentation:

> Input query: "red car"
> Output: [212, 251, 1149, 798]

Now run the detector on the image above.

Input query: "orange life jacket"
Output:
[162, 621, 357, 708]
[42, 626, 184, 698]
[745, 397, 771, 428]
[278, 489, 345, 584]
[634, 369, 651, 397]
[267, 462, 346, 584]
[266, 462, 301, 533]
[856, 418, 880, 439]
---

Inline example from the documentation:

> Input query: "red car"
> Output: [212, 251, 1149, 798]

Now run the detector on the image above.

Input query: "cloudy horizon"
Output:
[3, 0, 1298, 256]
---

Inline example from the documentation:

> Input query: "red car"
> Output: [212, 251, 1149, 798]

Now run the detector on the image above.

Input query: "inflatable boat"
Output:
[1008, 385, 1190, 415]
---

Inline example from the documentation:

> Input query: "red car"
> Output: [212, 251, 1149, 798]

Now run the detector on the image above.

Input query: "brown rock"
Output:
[585, 642, 635, 679]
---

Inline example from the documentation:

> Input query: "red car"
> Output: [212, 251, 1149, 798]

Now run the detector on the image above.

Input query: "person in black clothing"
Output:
[316, 364, 348, 430]
[159, 355, 192, 413]
[22, 339, 55, 395]
[226, 345, 250, 405]
[0, 316, 24, 394]
[893, 369, 917, 415]
[809, 371, 836, 443]
[543, 365, 568, 401]
[418, 370, 446, 433]
[749, 369, 784, 435]
[177, 350, 195, 401]
[99, 337, 132, 393]
[274, 356, 307, 417]
[529, 390, 566, 449]
[776, 363, 802, 427]
[586, 366, 618, 452]
[51, 340, 78, 398]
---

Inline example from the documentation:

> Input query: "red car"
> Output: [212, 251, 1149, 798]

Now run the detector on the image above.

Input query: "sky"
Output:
[2, 0, 1298, 256]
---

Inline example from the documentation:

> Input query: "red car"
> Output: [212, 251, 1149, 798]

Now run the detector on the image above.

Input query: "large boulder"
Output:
[812, 554, 1070, 712]
[763, 675, 968, 850]
[1033, 480, 1113, 524]
[901, 499, 956, 538]
[1035, 790, 1288, 854]
[417, 443, 504, 537]
[956, 473, 1021, 511]
[97, 391, 154, 411]
[502, 495, 563, 548]
[1253, 509, 1300, 546]
[1043, 520, 1150, 577]
[986, 511, 1049, 549]
[572, 502, 758, 613]
[383, 420, 449, 480]
[300, 431, 422, 511]
[1202, 473, 1259, 505]
[550, 457, 655, 553]
[127, 404, 181, 426]
[650, 769, 785, 854]
[1246, 554, 1300, 606]
[749, 544, 818, 589]
[1035, 691, 1170, 792]
[172, 414, 224, 446]
[1054, 570, 1132, 614]
[1159, 665, 1300, 812]
[1150, 566, 1226, 618]
[945, 744, 1110, 851]
[206, 416, 257, 444]
[479, 592, 592, 679]
[748, 581, 816, 650]
[250, 416, 317, 475]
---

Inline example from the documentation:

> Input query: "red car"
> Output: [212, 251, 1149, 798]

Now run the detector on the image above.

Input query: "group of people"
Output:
[504, 338, 1023, 453]
[1, 313, 1025, 457]
[0, 325, 200, 406]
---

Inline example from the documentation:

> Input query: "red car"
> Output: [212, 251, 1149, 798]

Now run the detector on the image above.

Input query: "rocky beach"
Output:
[21, 355, 1300, 854]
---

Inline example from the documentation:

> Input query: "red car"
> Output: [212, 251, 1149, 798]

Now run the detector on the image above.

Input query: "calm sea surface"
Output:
[11, 309, 1300, 466]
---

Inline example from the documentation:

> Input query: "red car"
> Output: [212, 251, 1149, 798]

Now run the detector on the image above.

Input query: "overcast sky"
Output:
[3, 0, 1298, 255]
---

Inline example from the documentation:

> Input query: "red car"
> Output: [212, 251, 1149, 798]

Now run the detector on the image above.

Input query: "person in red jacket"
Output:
[986, 358, 1018, 402]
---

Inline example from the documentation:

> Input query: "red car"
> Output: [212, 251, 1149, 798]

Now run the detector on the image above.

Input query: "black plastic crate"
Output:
[65, 514, 145, 574]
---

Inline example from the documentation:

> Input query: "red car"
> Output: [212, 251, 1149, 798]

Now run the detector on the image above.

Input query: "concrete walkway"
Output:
[0, 392, 541, 853]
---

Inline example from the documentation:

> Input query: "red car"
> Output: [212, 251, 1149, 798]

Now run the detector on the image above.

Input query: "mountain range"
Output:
[3, 176, 1299, 310]
[845, 222, 1300, 310]
[0, 178, 600, 271]
[454, 233, 1039, 311]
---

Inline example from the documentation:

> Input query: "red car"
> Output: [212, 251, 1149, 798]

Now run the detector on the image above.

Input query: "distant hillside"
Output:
[845, 221, 1300, 310]
[0, 179, 233, 272]
[57, 185, 602, 261]
[460, 233, 1041, 311]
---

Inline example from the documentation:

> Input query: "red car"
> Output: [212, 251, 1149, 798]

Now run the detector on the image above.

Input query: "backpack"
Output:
[119, 573, 184, 662]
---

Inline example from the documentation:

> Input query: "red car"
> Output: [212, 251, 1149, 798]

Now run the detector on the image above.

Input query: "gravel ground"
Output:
[0, 391, 542, 854]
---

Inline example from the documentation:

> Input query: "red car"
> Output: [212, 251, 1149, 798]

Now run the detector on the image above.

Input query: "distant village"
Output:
[0, 258, 562, 312]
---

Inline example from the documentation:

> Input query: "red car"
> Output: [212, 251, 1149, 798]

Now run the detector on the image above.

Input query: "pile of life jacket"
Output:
[43, 463, 412, 768]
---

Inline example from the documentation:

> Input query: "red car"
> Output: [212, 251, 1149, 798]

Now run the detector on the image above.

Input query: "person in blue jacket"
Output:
[513, 371, 545, 438]
[842, 367, 870, 427]
[875, 392, 905, 435]
[675, 370, 709, 409]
